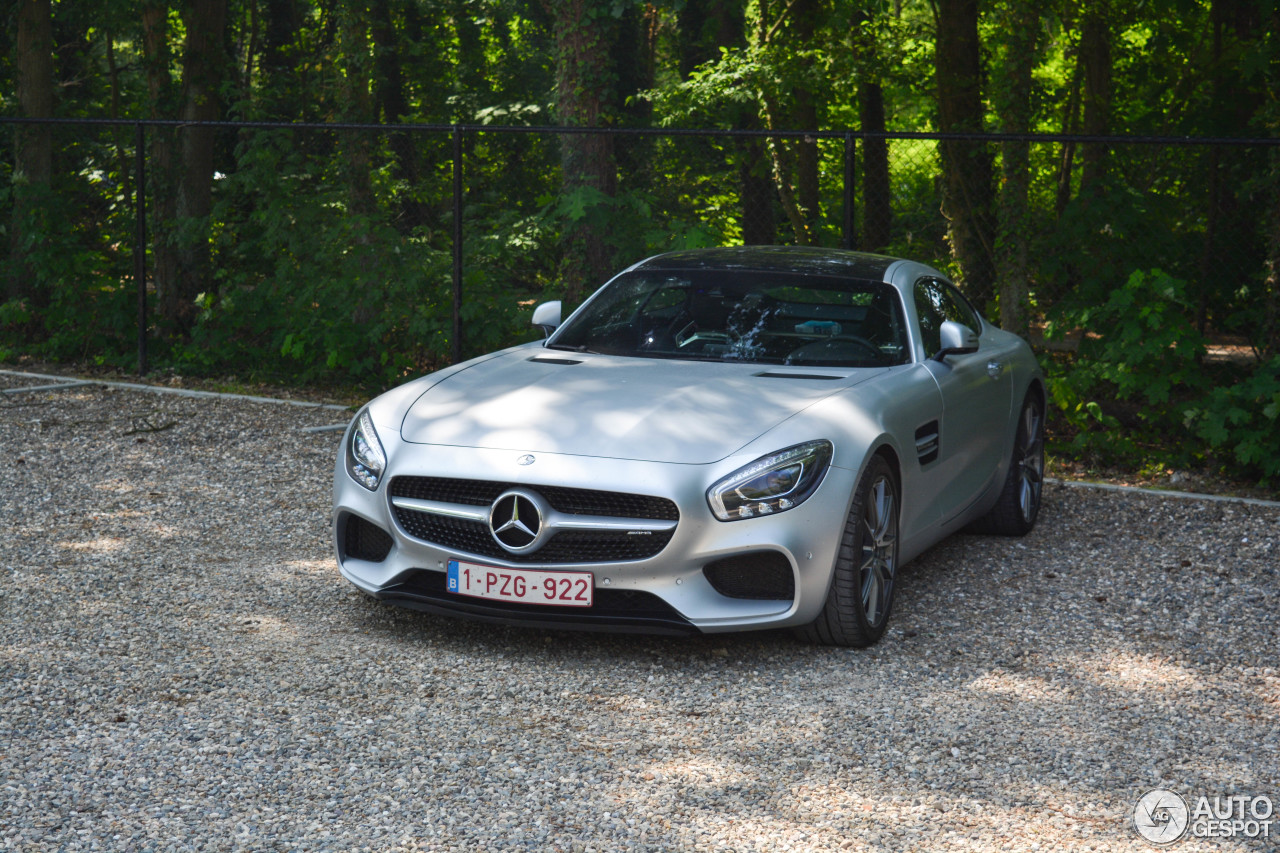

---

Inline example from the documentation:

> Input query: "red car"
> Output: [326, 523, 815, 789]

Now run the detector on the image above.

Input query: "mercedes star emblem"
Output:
[489, 489, 549, 553]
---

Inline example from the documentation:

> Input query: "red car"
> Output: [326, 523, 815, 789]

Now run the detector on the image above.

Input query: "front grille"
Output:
[388, 476, 679, 564]
[390, 476, 679, 520]
[703, 552, 795, 600]
[343, 514, 393, 562]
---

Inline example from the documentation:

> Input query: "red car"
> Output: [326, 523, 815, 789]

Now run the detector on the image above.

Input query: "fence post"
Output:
[134, 122, 148, 376]
[843, 133, 856, 251]
[451, 125, 464, 365]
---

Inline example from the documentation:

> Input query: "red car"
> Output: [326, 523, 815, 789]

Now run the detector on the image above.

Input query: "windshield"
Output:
[550, 269, 909, 367]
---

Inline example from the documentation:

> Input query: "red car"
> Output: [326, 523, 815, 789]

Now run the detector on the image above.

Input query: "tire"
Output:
[796, 455, 900, 648]
[974, 391, 1045, 536]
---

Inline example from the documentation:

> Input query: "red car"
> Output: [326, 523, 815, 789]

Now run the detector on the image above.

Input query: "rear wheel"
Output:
[796, 455, 899, 647]
[975, 392, 1045, 536]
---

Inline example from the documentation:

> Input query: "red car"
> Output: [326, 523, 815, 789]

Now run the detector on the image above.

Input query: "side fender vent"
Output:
[914, 421, 940, 467]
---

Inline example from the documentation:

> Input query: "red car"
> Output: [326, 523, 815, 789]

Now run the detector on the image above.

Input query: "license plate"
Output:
[446, 560, 594, 608]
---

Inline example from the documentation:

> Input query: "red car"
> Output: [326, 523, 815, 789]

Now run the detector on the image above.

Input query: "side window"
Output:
[914, 279, 947, 356]
[941, 282, 981, 332]
[914, 277, 980, 356]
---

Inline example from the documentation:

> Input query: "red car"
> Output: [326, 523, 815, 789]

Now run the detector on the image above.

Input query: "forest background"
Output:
[2, 0, 1279, 484]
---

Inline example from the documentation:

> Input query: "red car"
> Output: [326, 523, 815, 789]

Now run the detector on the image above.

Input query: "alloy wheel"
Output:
[859, 475, 898, 627]
[1017, 402, 1045, 524]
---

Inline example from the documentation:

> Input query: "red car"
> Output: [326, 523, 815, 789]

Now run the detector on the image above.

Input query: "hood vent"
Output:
[528, 356, 583, 366]
[753, 371, 844, 380]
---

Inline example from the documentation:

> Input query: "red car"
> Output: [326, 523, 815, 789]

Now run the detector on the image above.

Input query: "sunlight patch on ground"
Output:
[1070, 648, 1209, 696]
[58, 536, 128, 554]
[967, 669, 1077, 704]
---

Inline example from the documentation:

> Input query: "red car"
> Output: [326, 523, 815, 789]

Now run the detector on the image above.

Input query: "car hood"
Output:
[399, 349, 881, 464]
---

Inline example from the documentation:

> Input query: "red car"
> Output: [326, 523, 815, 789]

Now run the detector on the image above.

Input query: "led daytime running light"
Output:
[707, 440, 832, 521]
[347, 409, 387, 491]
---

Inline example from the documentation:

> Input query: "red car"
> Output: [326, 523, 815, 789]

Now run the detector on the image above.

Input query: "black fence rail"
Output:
[2, 117, 1277, 387]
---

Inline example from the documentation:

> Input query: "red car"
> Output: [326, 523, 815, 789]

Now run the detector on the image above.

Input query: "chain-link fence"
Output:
[1, 118, 1276, 387]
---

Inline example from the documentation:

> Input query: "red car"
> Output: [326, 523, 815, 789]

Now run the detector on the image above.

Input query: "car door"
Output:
[914, 277, 1013, 526]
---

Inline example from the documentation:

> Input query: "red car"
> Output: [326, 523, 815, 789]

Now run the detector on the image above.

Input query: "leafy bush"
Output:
[1183, 357, 1280, 481]
[0, 179, 137, 368]
[164, 132, 532, 391]
[1045, 268, 1280, 483]
[1047, 268, 1208, 407]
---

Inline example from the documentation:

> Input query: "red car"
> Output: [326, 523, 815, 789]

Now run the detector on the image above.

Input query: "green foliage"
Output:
[1183, 358, 1280, 482]
[541, 184, 724, 272]
[0, 176, 137, 368]
[169, 131, 528, 389]
[1040, 178, 1200, 313]
[1045, 269, 1280, 482]
[1045, 270, 1205, 460]
[1050, 269, 1208, 406]
[3, 0, 1279, 488]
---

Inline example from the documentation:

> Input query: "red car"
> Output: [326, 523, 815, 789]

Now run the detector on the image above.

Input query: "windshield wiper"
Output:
[546, 343, 599, 354]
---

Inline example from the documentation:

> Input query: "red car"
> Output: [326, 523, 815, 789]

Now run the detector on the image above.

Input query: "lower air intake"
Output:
[344, 514, 393, 563]
[703, 552, 795, 600]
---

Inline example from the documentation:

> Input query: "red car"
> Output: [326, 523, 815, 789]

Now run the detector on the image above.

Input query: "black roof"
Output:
[634, 246, 899, 281]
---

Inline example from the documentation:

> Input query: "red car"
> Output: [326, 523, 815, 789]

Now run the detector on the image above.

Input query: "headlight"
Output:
[346, 409, 387, 491]
[707, 440, 832, 521]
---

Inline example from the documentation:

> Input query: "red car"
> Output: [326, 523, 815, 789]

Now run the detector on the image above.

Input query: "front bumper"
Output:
[332, 430, 857, 635]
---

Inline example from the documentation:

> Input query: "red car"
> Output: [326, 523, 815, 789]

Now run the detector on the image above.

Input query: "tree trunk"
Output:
[679, 0, 744, 74]
[106, 34, 134, 205]
[1267, 6, 1280, 358]
[370, 0, 429, 231]
[612, 4, 658, 178]
[1265, 161, 1280, 358]
[790, 0, 821, 229]
[260, 0, 301, 116]
[679, 0, 774, 245]
[1079, 3, 1111, 194]
[10, 0, 55, 306]
[547, 0, 619, 300]
[142, 2, 180, 321]
[165, 0, 229, 334]
[992, 0, 1038, 338]
[738, 135, 778, 245]
[934, 0, 996, 309]
[1198, 0, 1266, 335]
[1054, 46, 1082, 217]
[756, 0, 813, 244]
[453, 0, 487, 120]
[338, 1, 375, 220]
[852, 6, 890, 252]
[858, 85, 890, 251]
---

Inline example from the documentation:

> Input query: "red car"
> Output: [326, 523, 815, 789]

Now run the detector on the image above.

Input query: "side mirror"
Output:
[531, 301, 561, 339]
[932, 320, 979, 360]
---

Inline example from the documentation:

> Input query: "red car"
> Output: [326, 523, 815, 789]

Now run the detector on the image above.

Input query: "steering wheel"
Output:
[786, 335, 882, 365]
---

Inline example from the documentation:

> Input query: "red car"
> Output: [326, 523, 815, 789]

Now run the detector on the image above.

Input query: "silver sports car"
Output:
[333, 247, 1045, 646]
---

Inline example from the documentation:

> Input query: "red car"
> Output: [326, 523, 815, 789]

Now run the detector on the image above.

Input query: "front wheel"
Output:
[796, 455, 900, 647]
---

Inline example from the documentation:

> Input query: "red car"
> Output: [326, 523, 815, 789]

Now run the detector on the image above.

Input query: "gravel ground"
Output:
[2, 376, 1278, 852]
